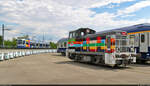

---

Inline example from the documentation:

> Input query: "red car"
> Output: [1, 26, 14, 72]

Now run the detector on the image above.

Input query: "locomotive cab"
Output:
[69, 28, 96, 39]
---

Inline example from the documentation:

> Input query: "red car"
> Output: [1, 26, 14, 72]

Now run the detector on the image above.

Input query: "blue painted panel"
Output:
[101, 39, 105, 43]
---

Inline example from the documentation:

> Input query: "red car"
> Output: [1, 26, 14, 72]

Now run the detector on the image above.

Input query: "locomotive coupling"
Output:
[115, 54, 129, 58]
[121, 54, 129, 58]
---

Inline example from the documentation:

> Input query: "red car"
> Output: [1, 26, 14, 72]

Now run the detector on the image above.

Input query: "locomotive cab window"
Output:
[69, 32, 73, 38]
[141, 34, 145, 43]
[81, 32, 84, 36]
[69, 32, 76, 38]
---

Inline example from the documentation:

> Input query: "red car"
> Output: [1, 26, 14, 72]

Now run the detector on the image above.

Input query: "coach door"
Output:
[140, 32, 148, 52]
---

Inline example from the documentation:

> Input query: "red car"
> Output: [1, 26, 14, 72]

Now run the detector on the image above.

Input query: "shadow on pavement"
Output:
[130, 62, 150, 67]
[50, 53, 66, 57]
[55, 61, 131, 71]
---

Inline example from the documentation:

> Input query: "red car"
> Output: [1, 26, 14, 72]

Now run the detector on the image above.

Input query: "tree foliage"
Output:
[17, 35, 29, 39]
[50, 42, 57, 49]
[4, 38, 17, 48]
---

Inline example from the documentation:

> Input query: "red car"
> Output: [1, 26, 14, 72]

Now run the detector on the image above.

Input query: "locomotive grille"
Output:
[116, 35, 129, 52]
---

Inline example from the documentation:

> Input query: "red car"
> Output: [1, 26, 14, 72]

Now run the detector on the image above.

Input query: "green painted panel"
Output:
[68, 38, 75, 42]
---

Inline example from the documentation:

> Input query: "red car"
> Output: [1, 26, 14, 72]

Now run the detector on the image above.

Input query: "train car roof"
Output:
[57, 38, 68, 43]
[112, 23, 150, 33]
[86, 23, 150, 38]
[85, 30, 124, 38]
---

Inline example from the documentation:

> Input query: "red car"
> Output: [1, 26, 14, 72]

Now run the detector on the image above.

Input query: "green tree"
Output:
[50, 42, 57, 49]
[4, 38, 17, 48]
[4, 40, 12, 48]
[11, 38, 17, 47]
[17, 35, 29, 39]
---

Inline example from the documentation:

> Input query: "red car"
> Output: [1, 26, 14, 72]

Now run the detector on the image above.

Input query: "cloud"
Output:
[0, 0, 150, 42]
[90, 0, 135, 8]
[118, 0, 150, 15]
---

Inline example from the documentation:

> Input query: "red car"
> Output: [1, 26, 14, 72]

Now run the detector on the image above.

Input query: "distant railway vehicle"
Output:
[57, 38, 68, 56]
[17, 39, 50, 49]
[17, 39, 30, 48]
[67, 28, 136, 67]
[114, 23, 150, 63]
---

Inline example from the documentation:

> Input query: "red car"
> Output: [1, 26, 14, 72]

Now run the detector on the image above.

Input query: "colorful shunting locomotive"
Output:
[66, 28, 136, 67]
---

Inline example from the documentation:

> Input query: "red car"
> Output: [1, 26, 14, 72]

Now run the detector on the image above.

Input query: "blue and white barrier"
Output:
[0, 53, 4, 61]
[0, 49, 57, 62]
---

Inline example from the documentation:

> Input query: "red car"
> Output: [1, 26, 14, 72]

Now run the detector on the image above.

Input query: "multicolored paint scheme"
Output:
[68, 37, 115, 53]
[25, 40, 30, 48]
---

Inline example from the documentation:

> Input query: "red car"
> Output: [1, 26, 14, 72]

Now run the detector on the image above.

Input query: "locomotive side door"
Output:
[140, 32, 148, 52]
[105, 35, 116, 65]
[129, 35, 135, 51]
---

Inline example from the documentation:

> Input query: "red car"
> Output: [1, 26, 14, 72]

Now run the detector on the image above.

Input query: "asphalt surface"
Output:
[0, 53, 150, 84]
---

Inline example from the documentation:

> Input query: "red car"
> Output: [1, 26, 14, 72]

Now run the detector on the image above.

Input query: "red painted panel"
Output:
[97, 36, 101, 43]
[86, 37, 90, 44]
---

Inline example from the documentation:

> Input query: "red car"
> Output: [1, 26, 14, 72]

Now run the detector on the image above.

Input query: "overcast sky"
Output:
[0, 0, 150, 42]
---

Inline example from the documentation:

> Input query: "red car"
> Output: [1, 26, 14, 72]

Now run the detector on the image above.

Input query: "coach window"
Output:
[61, 44, 63, 48]
[23, 40, 25, 44]
[141, 34, 145, 43]
[64, 42, 67, 47]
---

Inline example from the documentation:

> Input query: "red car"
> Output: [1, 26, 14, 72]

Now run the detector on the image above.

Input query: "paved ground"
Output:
[0, 53, 150, 84]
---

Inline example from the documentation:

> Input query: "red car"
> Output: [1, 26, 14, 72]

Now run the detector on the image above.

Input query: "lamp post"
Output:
[1, 24, 11, 48]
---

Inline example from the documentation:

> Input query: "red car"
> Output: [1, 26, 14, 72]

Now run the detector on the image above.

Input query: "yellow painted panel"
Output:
[101, 46, 107, 50]
[26, 44, 28, 47]
[111, 46, 115, 49]
[128, 30, 150, 35]
[89, 47, 97, 50]
[89, 40, 97, 44]
[83, 47, 86, 50]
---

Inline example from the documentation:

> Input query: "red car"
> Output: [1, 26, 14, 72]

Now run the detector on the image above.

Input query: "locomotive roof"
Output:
[57, 38, 68, 43]
[111, 23, 150, 33]
[70, 28, 95, 33]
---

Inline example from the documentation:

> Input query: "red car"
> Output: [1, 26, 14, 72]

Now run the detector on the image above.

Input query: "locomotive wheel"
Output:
[68, 53, 75, 60]
[75, 55, 83, 62]
[91, 57, 100, 64]
[141, 60, 147, 64]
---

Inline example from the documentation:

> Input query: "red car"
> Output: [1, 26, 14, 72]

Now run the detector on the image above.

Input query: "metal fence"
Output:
[0, 49, 57, 61]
